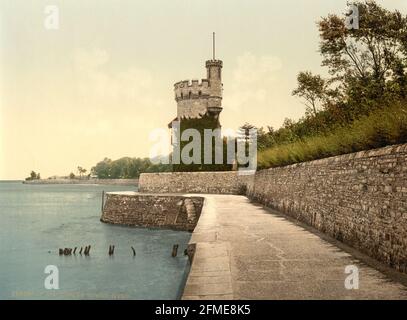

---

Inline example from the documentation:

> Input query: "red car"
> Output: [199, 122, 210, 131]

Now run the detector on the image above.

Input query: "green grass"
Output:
[257, 103, 407, 169]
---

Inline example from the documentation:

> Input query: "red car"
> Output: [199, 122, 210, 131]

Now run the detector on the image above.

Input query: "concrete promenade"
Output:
[182, 195, 407, 300]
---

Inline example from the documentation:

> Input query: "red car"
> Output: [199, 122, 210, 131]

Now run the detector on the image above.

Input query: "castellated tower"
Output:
[169, 34, 231, 172]
[172, 58, 223, 122]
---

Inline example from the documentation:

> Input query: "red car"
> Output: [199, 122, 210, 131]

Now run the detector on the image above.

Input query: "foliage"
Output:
[77, 166, 87, 178]
[318, 0, 407, 111]
[258, 102, 407, 169]
[258, 1, 407, 168]
[91, 157, 171, 179]
[25, 171, 41, 181]
[173, 113, 233, 172]
[292, 72, 327, 115]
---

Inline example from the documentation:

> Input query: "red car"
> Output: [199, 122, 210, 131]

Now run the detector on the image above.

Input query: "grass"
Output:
[257, 102, 407, 169]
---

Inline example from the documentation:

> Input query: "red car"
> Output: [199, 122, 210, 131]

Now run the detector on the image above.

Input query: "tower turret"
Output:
[206, 59, 223, 117]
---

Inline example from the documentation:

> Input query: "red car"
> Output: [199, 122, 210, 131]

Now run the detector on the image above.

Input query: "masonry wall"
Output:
[120, 144, 407, 272]
[139, 171, 253, 195]
[101, 193, 204, 232]
[247, 143, 407, 273]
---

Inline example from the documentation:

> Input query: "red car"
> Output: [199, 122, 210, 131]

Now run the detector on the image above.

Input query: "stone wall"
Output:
[103, 144, 407, 273]
[139, 171, 253, 195]
[101, 192, 204, 232]
[247, 143, 407, 273]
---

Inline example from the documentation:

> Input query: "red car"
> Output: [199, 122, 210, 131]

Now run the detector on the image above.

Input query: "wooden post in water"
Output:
[84, 245, 91, 256]
[171, 244, 179, 257]
[101, 191, 105, 212]
[131, 246, 136, 257]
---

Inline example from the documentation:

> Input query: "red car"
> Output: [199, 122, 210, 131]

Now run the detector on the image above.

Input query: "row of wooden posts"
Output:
[58, 244, 182, 257]
[59, 246, 91, 256]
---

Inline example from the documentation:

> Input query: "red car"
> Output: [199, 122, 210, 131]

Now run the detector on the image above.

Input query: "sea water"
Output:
[0, 181, 191, 300]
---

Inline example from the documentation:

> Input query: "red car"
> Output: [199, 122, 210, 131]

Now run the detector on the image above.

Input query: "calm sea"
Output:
[0, 181, 191, 300]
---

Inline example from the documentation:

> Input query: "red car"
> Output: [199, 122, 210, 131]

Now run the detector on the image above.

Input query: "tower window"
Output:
[189, 91, 192, 99]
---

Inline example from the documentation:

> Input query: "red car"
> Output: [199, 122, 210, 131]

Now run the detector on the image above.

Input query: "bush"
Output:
[257, 102, 407, 169]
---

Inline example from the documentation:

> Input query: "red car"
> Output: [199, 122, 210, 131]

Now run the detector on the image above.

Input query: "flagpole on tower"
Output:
[213, 32, 215, 60]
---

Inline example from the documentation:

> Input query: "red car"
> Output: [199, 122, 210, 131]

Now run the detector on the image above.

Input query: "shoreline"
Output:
[22, 178, 139, 186]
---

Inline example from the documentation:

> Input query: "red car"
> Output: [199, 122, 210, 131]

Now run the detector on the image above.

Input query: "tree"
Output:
[318, 1, 407, 110]
[30, 171, 37, 180]
[90, 157, 171, 179]
[69, 172, 75, 179]
[77, 166, 87, 179]
[237, 123, 257, 144]
[257, 126, 278, 151]
[237, 123, 257, 157]
[25, 171, 40, 181]
[91, 158, 112, 179]
[292, 71, 326, 116]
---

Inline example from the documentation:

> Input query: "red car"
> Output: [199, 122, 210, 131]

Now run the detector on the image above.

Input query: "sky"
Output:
[1, 0, 406, 179]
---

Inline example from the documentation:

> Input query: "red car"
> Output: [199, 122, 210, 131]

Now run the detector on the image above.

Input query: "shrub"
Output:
[257, 102, 407, 169]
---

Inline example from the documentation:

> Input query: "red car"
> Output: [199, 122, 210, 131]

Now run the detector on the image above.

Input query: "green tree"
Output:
[91, 158, 112, 179]
[237, 123, 257, 144]
[90, 157, 171, 179]
[77, 166, 87, 179]
[318, 1, 407, 111]
[25, 171, 40, 181]
[292, 71, 327, 116]
[30, 171, 37, 180]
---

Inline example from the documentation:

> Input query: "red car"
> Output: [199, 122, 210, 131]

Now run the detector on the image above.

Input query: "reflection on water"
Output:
[0, 182, 191, 300]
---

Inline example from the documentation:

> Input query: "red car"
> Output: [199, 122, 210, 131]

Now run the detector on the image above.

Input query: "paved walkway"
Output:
[182, 195, 407, 300]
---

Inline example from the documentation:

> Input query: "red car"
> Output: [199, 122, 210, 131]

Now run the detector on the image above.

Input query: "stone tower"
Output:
[172, 59, 223, 123]
[169, 34, 231, 172]
[170, 32, 223, 127]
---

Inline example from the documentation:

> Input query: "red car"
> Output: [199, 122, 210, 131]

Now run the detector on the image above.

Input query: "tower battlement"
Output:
[205, 59, 223, 69]
[174, 79, 210, 101]
[173, 58, 223, 119]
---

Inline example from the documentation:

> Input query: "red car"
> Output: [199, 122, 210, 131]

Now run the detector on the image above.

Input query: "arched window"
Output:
[189, 91, 192, 99]
[198, 91, 202, 96]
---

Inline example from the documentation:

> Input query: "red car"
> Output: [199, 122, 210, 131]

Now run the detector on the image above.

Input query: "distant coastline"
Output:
[22, 178, 138, 186]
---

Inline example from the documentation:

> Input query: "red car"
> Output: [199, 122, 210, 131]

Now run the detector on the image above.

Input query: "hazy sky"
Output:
[1, 0, 406, 179]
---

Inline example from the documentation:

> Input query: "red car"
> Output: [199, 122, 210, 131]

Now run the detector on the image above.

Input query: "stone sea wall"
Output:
[101, 192, 204, 232]
[139, 171, 253, 194]
[104, 143, 407, 273]
[247, 143, 407, 273]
